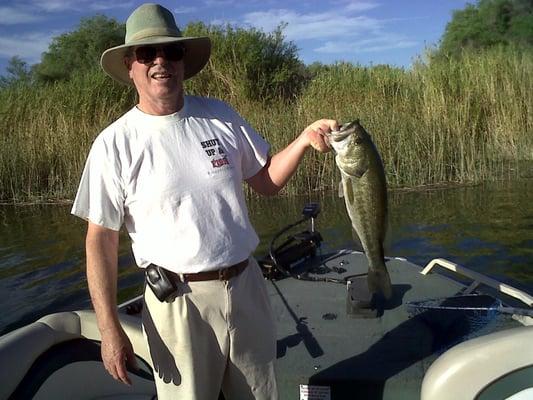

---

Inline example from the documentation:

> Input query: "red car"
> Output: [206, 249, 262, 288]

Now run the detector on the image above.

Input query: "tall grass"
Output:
[0, 47, 531, 202]
[291, 47, 532, 191]
[0, 72, 135, 202]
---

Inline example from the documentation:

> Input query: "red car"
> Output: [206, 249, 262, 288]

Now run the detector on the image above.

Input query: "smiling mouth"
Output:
[150, 72, 172, 80]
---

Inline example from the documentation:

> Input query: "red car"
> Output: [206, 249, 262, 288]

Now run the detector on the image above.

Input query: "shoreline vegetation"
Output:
[1, 46, 532, 204]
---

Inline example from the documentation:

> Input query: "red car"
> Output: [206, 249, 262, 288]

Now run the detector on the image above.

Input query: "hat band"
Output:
[127, 27, 181, 43]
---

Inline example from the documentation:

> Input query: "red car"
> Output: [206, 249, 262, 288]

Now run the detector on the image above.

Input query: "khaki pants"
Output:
[142, 257, 278, 400]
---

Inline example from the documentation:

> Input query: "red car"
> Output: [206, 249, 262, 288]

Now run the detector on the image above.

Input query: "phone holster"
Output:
[145, 264, 177, 302]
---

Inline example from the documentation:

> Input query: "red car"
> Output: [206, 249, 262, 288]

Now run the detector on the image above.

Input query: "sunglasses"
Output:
[134, 44, 186, 64]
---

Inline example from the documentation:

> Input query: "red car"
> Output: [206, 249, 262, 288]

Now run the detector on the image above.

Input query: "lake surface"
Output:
[1, 179, 532, 334]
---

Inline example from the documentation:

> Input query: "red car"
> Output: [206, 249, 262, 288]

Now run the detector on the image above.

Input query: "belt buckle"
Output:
[218, 267, 230, 281]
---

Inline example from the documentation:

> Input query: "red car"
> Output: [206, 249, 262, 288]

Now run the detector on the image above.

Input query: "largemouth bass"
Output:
[327, 120, 392, 300]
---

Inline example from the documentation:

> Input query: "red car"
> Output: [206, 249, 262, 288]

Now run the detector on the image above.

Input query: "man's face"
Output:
[125, 44, 185, 113]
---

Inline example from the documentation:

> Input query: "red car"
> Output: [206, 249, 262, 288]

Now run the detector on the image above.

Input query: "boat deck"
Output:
[269, 250, 521, 400]
[1, 249, 530, 400]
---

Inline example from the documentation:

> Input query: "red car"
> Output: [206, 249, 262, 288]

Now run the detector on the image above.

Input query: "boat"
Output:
[1, 203, 532, 400]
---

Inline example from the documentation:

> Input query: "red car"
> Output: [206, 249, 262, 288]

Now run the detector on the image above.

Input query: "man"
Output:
[72, 3, 337, 399]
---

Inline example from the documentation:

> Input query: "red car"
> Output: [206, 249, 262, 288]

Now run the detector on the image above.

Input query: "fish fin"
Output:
[351, 228, 363, 251]
[345, 177, 355, 205]
[338, 181, 344, 198]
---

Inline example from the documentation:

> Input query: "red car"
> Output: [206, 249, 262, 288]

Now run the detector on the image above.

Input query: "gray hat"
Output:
[100, 3, 211, 85]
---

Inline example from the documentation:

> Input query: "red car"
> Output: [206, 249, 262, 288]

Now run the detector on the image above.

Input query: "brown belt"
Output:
[168, 259, 249, 282]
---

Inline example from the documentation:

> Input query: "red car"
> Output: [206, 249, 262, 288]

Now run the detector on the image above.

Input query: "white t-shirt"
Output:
[71, 96, 270, 273]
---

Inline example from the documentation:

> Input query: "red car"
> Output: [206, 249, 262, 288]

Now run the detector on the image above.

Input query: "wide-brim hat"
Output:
[101, 3, 211, 85]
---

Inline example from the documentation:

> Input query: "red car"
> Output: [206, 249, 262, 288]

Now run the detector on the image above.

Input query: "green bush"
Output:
[33, 15, 124, 83]
[439, 0, 533, 58]
[183, 22, 306, 103]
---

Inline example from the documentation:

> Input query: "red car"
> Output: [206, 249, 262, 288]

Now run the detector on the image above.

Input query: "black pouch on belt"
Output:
[145, 264, 177, 302]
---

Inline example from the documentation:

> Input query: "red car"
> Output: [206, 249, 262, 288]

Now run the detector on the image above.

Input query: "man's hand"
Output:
[101, 325, 138, 386]
[301, 119, 339, 153]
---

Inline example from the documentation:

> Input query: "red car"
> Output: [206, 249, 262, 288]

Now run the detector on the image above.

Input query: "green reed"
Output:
[0, 72, 135, 202]
[0, 47, 531, 202]
[284, 47, 532, 192]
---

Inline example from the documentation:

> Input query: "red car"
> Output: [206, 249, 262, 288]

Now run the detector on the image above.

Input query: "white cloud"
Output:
[31, 0, 77, 12]
[316, 30, 419, 54]
[203, 0, 235, 6]
[244, 9, 381, 41]
[90, 2, 135, 12]
[0, 2, 133, 26]
[0, 6, 45, 25]
[242, 2, 419, 56]
[343, 1, 380, 12]
[31, 0, 133, 12]
[315, 36, 418, 54]
[246, 10, 379, 41]
[174, 6, 198, 14]
[0, 31, 56, 63]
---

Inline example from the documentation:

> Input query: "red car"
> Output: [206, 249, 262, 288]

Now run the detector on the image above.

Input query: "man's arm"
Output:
[246, 119, 338, 195]
[86, 221, 137, 385]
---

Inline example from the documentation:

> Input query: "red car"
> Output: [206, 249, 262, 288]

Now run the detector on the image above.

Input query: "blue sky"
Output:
[0, 0, 472, 75]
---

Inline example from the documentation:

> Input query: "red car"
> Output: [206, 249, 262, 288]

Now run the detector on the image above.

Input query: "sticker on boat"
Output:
[299, 384, 331, 400]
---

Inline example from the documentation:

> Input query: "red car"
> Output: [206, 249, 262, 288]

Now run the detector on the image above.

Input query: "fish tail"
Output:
[367, 258, 393, 300]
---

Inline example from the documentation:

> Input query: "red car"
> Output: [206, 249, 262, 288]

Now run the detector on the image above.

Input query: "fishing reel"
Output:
[259, 202, 323, 280]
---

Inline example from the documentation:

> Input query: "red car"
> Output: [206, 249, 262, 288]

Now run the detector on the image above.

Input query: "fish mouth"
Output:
[327, 122, 353, 142]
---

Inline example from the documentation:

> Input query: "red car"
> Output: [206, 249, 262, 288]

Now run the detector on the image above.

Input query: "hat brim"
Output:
[101, 36, 211, 85]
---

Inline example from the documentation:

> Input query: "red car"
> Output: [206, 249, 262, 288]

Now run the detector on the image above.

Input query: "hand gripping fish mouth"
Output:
[327, 131, 348, 144]
[326, 121, 357, 142]
[325, 120, 362, 155]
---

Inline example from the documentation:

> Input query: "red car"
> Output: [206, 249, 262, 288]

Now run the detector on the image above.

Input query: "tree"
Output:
[184, 22, 306, 101]
[34, 15, 124, 82]
[439, 0, 533, 57]
[0, 56, 33, 87]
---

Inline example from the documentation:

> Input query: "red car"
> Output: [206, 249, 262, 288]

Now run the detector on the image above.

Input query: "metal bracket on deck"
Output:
[421, 258, 533, 308]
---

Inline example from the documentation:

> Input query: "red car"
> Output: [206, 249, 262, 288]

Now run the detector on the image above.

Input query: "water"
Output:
[1, 180, 532, 334]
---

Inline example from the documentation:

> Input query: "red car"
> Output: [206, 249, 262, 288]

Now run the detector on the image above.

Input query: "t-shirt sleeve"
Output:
[230, 110, 270, 180]
[71, 135, 125, 231]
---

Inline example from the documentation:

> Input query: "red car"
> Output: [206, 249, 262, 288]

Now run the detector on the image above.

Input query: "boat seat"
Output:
[421, 325, 533, 400]
[0, 311, 156, 400]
